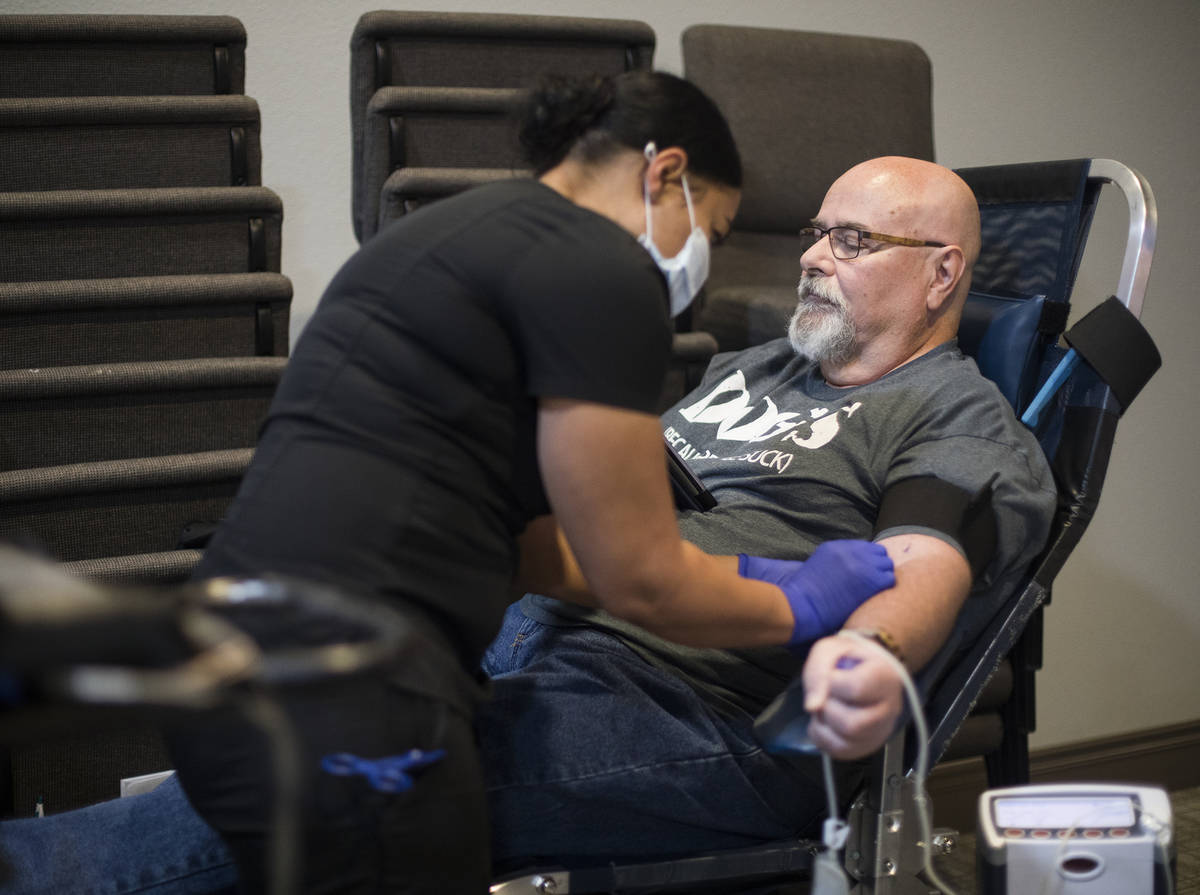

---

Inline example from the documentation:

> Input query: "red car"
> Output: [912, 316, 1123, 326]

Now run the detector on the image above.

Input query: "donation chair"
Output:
[491, 157, 1160, 894]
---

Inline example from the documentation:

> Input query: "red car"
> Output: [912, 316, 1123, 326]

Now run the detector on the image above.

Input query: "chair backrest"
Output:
[0, 15, 246, 97]
[0, 96, 262, 191]
[0, 358, 285, 471]
[0, 273, 292, 368]
[5, 723, 171, 818]
[349, 11, 654, 241]
[0, 187, 282, 281]
[376, 167, 527, 228]
[956, 159, 1101, 414]
[683, 24, 933, 237]
[62, 549, 205, 585]
[683, 24, 933, 344]
[0, 448, 252, 563]
[360, 86, 529, 236]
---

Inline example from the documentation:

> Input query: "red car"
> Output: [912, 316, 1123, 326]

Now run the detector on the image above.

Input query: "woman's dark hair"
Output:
[519, 70, 742, 188]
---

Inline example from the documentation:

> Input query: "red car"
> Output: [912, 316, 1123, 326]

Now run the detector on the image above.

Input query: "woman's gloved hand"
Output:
[738, 541, 895, 645]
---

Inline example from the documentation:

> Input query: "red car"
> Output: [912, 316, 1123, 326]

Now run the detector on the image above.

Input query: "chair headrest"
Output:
[957, 291, 1048, 412]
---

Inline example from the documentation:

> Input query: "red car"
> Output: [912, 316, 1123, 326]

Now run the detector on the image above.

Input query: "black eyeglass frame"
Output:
[800, 225, 947, 260]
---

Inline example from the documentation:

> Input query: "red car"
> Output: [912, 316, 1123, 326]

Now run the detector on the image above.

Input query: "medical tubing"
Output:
[1142, 807, 1177, 895]
[237, 688, 303, 895]
[1039, 820, 1080, 895]
[835, 629, 958, 895]
[1038, 805, 1175, 895]
[821, 751, 839, 826]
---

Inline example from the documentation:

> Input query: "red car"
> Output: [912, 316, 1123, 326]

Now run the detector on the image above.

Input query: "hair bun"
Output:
[519, 74, 616, 173]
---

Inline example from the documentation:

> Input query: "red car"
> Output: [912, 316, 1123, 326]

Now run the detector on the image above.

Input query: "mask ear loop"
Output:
[641, 141, 657, 244]
[643, 141, 700, 238]
[681, 174, 698, 231]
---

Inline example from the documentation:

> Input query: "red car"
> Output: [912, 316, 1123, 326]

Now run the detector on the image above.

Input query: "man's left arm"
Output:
[801, 532, 971, 759]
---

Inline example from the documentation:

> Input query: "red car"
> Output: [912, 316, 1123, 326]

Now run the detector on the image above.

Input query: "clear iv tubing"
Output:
[825, 630, 959, 895]
[1037, 807, 1176, 895]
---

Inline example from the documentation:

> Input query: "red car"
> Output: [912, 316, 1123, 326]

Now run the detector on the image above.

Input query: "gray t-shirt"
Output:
[523, 338, 1057, 715]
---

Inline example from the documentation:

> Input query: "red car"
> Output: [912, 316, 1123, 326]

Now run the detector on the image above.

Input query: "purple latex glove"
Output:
[738, 540, 895, 645]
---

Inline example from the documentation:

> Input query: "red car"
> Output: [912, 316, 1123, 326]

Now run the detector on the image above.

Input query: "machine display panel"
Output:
[992, 795, 1136, 830]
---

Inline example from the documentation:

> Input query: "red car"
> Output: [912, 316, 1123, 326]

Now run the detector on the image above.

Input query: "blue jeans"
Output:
[478, 603, 834, 865]
[0, 773, 235, 894]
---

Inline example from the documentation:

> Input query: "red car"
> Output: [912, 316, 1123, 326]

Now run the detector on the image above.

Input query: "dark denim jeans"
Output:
[0, 773, 234, 894]
[479, 603, 832, 866]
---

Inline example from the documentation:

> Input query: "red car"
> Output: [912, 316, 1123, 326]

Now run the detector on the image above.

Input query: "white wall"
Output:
[9, 0, 1199, 748]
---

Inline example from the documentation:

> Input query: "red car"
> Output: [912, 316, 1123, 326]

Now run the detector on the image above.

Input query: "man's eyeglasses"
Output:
[799, 225, 946, 261]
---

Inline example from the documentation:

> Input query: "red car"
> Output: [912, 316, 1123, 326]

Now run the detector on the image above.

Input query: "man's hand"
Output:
[800, 634, 905, 759]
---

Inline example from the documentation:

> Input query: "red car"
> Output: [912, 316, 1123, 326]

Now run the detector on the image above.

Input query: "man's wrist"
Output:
[843, 627, 905, 664]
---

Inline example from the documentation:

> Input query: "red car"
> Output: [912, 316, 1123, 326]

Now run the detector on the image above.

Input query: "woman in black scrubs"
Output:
[170, 71, 892, 893]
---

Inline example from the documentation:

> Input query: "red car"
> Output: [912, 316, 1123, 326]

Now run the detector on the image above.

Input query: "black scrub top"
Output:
[195, 179, 672, 688]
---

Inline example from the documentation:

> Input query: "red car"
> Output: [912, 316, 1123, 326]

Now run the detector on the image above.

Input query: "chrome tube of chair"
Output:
[1088, 159, 1157, 319]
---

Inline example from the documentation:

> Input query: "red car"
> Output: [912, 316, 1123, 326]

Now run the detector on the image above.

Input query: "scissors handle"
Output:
[321, 749, 446, 793]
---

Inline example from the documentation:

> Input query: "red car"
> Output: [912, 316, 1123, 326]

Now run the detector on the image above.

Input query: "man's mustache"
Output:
[797, 277, 845, 308]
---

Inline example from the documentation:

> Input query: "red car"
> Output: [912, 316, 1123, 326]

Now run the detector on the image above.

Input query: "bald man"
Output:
[480, 157, 1057, 865]
[789, 156, 986, 757]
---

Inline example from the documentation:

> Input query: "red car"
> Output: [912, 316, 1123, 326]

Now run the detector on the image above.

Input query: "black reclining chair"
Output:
[491, 157, 1160, 894]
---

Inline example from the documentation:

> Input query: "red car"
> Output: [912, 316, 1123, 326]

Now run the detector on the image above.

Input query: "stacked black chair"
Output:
[0, 95, 262, 190]
[350, 11, 714, 409]
[0, 274, 291, 368]
[0, 14, 246, 98]
[0, 14, 290, 816]
[349, 10, 656, 242]
[681, 24, 935, 351]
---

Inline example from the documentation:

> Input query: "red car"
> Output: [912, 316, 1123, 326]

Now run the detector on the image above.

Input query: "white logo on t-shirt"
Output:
[668, 369, 862, 472]
[678, 369, 860, 449]
[678, 370, 803, 442]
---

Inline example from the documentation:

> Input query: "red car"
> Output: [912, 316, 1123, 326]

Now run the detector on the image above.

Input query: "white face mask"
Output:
[636, 142, 710, 318]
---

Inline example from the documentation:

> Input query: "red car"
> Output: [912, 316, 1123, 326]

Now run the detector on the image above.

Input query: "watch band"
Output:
[848, 627, 905, 664]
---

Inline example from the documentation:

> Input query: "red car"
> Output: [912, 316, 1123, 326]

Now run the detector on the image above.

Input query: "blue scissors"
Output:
[321, 749, 446, 793]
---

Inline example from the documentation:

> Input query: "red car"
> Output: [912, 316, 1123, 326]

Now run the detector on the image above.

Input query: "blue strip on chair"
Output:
[1020, 349, 1079, 428]
[1020, 296, 1162, 427]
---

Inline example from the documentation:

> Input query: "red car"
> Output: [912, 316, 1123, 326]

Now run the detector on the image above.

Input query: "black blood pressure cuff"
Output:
[872, 475, 998, 580]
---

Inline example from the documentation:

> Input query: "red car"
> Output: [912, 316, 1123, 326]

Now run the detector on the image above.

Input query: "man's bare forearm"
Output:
[843, 532, 971, 669]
